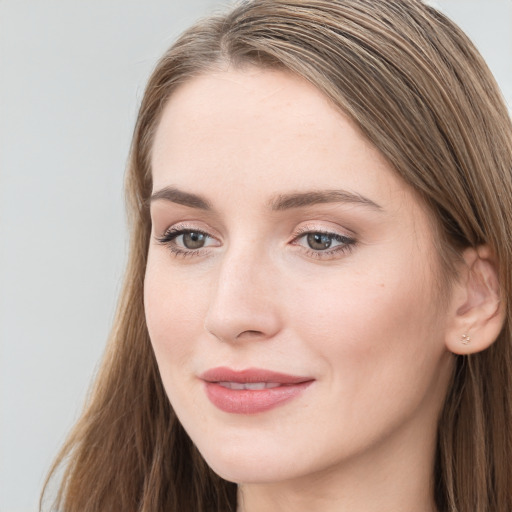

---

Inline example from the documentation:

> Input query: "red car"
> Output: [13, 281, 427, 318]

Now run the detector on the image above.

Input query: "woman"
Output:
[42, 0, 512, 511]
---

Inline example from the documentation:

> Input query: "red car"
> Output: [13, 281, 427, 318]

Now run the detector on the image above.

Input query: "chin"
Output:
[195, 437, 305, 484]
[205, 458, 294, 485]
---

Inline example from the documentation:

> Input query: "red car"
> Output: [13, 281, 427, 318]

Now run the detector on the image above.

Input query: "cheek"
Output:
[144, 258, 215, 424]
[280, 262, 450, 453]
[288, 261, 443, 385]
[144, 257, 209, 368]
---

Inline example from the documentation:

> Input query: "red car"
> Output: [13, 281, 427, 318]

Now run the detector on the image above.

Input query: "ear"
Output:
[445, 245, 505, 355]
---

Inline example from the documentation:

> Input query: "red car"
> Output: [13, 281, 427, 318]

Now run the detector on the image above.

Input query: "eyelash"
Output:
[290, 227, 356, 259]
[156, 225, 356, 260]
[156, 226, 215, 258]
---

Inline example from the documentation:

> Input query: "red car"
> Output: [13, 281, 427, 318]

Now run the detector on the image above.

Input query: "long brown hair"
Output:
[42, 1, 512, 510]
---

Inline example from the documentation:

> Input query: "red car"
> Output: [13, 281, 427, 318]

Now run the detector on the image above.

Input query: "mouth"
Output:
[200, 367, 314, 414]
[217, 381, 282, 390]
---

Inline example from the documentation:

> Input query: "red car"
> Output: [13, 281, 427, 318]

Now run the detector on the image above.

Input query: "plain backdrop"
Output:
[1, 1, 511, 511]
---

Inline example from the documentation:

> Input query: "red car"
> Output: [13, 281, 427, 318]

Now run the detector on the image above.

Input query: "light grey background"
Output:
[1, 1, 511, 511]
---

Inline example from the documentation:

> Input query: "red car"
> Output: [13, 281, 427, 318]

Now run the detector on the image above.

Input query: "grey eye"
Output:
[307, 233, 333, 250]
[182, 232, 207, 249]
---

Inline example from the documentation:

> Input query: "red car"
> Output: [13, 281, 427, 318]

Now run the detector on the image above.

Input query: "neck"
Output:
[236, 415, 439, 512]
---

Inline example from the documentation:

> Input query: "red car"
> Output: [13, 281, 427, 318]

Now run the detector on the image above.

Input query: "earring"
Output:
[461, 333, 471, 345]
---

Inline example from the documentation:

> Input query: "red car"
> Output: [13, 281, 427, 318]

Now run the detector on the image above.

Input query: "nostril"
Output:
[236, 330, 265, 340]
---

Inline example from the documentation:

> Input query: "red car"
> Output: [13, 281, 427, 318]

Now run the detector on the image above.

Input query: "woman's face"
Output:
[145, 68, 455, 484]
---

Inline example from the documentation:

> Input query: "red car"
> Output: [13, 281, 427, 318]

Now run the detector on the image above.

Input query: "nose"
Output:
[203, 248, 282, 343]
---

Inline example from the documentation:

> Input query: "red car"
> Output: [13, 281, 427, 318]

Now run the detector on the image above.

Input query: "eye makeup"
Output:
[155, 221, 357, 261]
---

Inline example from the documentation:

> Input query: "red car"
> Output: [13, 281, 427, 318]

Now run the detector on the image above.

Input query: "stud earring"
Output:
[461, 333, 471, 345]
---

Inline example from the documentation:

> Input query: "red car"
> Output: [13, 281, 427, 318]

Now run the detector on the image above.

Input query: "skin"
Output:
[145, 67, 459, 512]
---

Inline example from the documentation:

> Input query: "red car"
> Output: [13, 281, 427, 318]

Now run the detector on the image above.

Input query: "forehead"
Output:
[150, 67, 422, 218]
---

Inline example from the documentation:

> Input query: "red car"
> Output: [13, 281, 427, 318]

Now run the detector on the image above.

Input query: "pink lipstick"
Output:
[200, 367, 314, 414]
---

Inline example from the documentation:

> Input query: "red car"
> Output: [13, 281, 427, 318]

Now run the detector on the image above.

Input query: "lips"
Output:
[200, 367, 314, 414]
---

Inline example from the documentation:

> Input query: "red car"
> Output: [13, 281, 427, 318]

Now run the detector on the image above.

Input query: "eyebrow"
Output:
[149, 186, 212, 210]
[149, 186, 382, 211]
[269, 190, 382, 211]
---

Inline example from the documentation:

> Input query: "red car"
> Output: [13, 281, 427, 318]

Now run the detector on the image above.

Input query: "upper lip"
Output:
[200, 367, 314, 384]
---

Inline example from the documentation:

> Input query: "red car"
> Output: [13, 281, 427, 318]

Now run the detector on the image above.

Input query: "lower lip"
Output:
[204, 381, 313, 414]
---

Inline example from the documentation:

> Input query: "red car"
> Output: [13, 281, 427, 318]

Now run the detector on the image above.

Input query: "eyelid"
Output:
[156, 221, 220, 240]
[154, 221, 356, 260]
[158, 226, 214, 241]
[291, 222, 356, 239]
